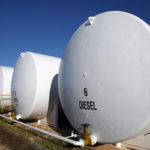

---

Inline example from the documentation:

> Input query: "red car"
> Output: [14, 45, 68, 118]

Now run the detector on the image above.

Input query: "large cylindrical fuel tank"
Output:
[0, 66, 13, 108]
[59, 11, 150, 143]
[12, 52, 61, 119]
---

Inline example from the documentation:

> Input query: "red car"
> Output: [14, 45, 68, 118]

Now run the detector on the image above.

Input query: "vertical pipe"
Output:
[1, 96, 3, 113]
[10, 97, 12, 111]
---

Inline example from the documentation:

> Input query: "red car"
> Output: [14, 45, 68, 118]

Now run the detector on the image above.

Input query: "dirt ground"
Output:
[26, 121, 131, 150]
[0, 124, 45, 150]
[0, 114, 131, 150]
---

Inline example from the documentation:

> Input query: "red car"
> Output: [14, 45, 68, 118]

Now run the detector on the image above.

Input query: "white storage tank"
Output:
[59, 11, 150, 144]
[12, 52, 61, 120]
[0, 66, 13, 108]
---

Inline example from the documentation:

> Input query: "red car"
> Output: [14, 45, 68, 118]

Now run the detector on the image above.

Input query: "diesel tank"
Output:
[12, 52, 61, 120]
[59, 11, 150, 143]
[0, 66, 13, 108]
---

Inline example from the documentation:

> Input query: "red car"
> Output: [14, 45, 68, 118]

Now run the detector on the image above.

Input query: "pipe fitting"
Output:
[80, 123, 97, 146]
[90, 135, 97, 145]
[16, 114, 22, 120]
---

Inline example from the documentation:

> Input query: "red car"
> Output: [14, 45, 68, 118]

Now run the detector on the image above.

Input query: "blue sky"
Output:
[0, 0, 150, 67]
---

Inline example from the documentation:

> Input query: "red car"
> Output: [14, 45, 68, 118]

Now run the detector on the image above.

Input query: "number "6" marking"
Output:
[84, 88, 88, 96]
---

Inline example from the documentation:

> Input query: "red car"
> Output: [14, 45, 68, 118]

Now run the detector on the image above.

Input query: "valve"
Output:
[81, 123, 92, 146]
[11, 110, 16, 120]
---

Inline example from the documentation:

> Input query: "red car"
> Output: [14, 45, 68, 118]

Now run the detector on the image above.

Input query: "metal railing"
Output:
[0, 95, 12, 113]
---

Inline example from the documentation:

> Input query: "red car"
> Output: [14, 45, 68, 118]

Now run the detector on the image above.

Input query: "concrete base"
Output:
[122, 134, 150, 150]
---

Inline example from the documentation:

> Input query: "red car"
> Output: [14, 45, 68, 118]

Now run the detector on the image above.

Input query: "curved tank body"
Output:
[59, 11, 150, 143]
[12, 52, 61, 120]
[0, 66, 13, 108]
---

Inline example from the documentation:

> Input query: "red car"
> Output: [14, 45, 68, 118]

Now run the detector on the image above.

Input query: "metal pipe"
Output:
[0, 95, 12, 112]
[0, 114, 84, 147]
[1, 96, 3, 113]
[0, 95, 12, 96]
[10, 99, 12, 111]
[65, 131, 77, 139]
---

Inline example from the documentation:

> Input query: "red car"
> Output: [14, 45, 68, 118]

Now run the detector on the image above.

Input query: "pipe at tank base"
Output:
[16, 114, 22, 120]
[65, 131, 78, 139]
[0, 114, 96, 147]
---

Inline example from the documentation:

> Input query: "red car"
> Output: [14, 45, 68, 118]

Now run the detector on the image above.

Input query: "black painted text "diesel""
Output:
[79, 101, 97, 110]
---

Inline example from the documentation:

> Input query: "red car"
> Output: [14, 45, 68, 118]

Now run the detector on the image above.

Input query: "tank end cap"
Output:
[16, 114, 22, 120]
[90, 135, 97, 145]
